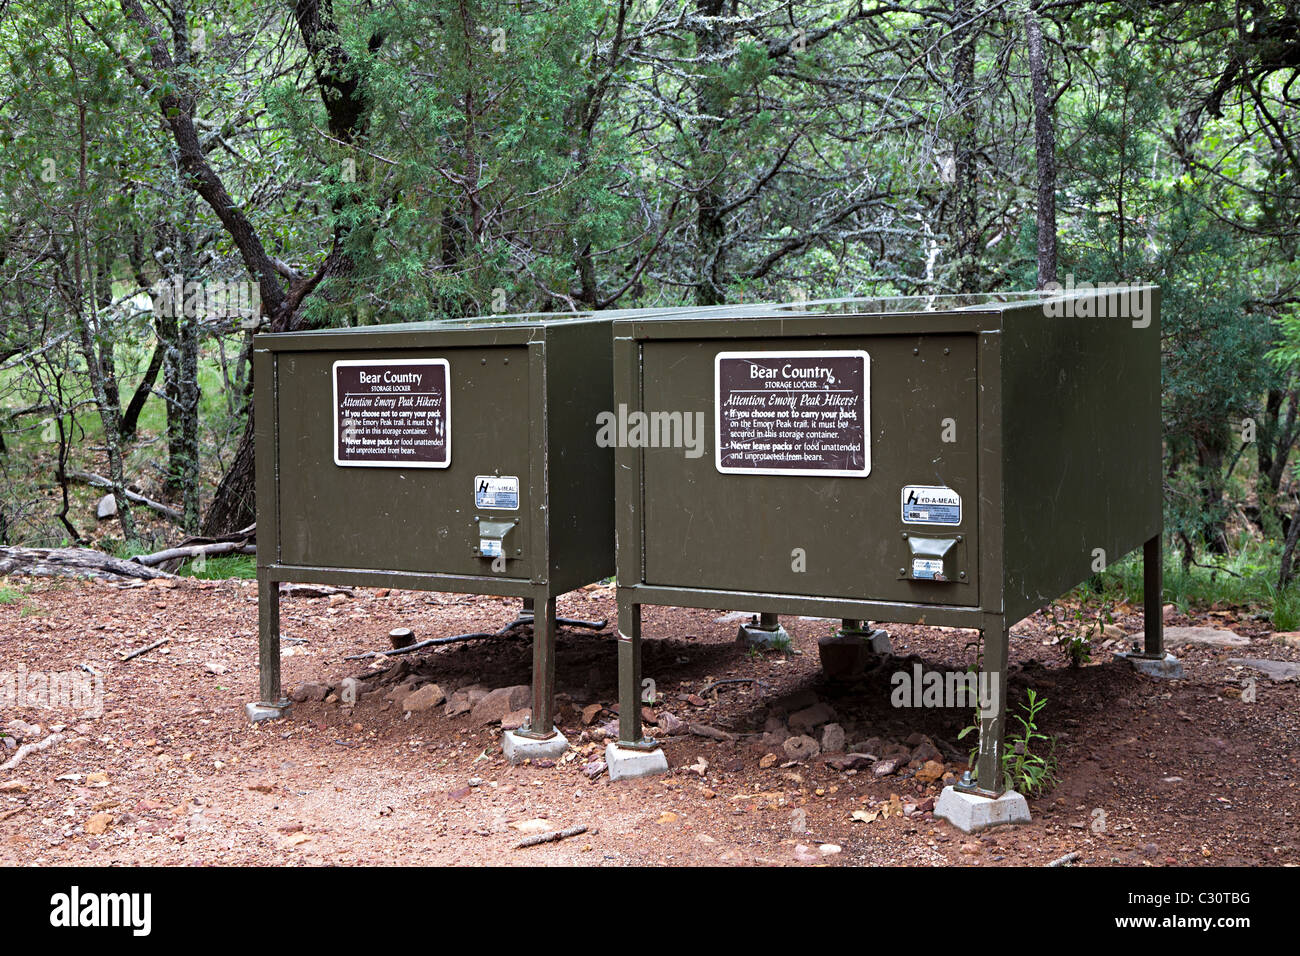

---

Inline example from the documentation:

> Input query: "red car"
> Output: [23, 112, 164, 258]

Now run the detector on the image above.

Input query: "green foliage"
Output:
[959, 689, 1058, 798]
[179, 555, 256, 580]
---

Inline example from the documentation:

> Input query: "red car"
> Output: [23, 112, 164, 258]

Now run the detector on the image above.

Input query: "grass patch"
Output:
[0, 585, 21, 605]
[178, 554, 256, 580]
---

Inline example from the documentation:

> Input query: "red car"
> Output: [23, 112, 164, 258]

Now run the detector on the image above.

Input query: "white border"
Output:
[332, 358, 451, 468]
[900, 484, 962, 525]
[474, 474, 520, 510]
[714, 349, 871, 477]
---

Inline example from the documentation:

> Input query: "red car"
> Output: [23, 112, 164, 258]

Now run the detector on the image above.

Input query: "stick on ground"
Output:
[1, 733, 65, 772]
[122, 638, 169, 661]
[512, 824, 588, 850]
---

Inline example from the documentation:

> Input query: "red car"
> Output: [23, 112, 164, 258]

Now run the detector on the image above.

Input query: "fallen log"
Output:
[67, 471, 182, 522]
[130, 540, 255, 568]
[0, 547, 177, 581]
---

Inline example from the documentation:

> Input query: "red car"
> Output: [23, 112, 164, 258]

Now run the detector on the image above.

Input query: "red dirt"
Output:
[1, 577, 1296, 866]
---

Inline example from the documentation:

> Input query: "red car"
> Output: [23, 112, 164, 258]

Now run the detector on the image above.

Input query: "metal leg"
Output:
[258, 574, 281, 703]
[961, 614, 1008, 796]
[522, 592, 556, 739]
[521, 597, 535, 615]
[248, 574, 289, 722]
[1142, 534, 1163, 657]
[617, 598, 652, 747]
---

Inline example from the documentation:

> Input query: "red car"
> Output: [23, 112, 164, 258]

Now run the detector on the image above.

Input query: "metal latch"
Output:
[903, 535, 957, 582]
[473, 518, 517, 559]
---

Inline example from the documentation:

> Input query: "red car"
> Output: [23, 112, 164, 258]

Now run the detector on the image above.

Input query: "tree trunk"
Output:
[950, 0, 980, 294]
[119, 338, 166, 442]
[1025, 1, 1058, 288]
[693, 0, 730, 307]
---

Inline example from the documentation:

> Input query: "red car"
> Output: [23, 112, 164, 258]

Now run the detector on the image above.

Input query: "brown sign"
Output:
[333, 359, 450, 468]
[715, 350, 870, 476]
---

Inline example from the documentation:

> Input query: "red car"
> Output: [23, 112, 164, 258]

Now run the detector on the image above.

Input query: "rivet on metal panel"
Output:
[901, 532, 908, 539]
[912, 348, 919, 355]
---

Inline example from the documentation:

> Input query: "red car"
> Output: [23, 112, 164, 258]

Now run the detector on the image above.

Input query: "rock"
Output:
[873, 756, 903, 776]
[824, 753, 874, 771]
[794, 843, 820, 864]
[509, 819, 552, 834]
[582, 759, 606, 779]
[501, 708, 531, 731]
[327, 592, 348, 607]
[204, 660, 228, 675]
[689, 723, 735, 742]
[911, 741, 942, 762]
[783, 735, 820, 761]
[658, 711, 688, 736]
[915, 759, 946, 784]
[385, 680, 418, 703]
[95, 494, 117, 519]
[851, 736, 884, 756]
[85, 812, 114, 835]
[904, 732, 929, 746]
[290, 682, 331, 703]
[1163, 626, 1249, 649]
[471, 685, 531, 724]
[917, 796, 936, 813]
[788, 702, 836, 735]
[1227, 658, 1300, 681]
[444, 684, 486, 715]
[85, 771, 109, 787]
[581, 703, 603, 725]
[818, 843, 842, 856]
[1272, 632, 1300, 650]
[759, 752, 779, 769]
[820, 723, 846, 753]
[641, 706, 658, 725]
[402, 683, 446, 712]
[1100, 623, 1128, 642]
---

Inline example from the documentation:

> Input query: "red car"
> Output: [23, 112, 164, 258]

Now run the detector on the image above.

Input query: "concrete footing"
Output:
[818, 629, 891, 679]
[1116, 650, 1183, 679]
[934, 786, 1031, 832]
[502, 727, 569, 764]
[737, 620, 790, 648]
[605, 742, 669, 781]
[246, 700, 290, 723]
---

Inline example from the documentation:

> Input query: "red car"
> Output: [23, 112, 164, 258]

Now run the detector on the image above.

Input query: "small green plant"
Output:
[1046, 598, 1112, 668]
[0, 585, 20, 605]
[1268, 583, 1300, 632]
[958, 688, 1058, 797]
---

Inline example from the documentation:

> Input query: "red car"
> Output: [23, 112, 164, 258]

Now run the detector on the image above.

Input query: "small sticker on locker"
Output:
[901, 485, 962, 525]
[912, 558, 945, 580]
[479, 539, 504, 558]
[474, 475, 519, 510]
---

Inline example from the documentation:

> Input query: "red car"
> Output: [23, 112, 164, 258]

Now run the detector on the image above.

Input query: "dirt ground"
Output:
[0, 575, 1297, 866]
